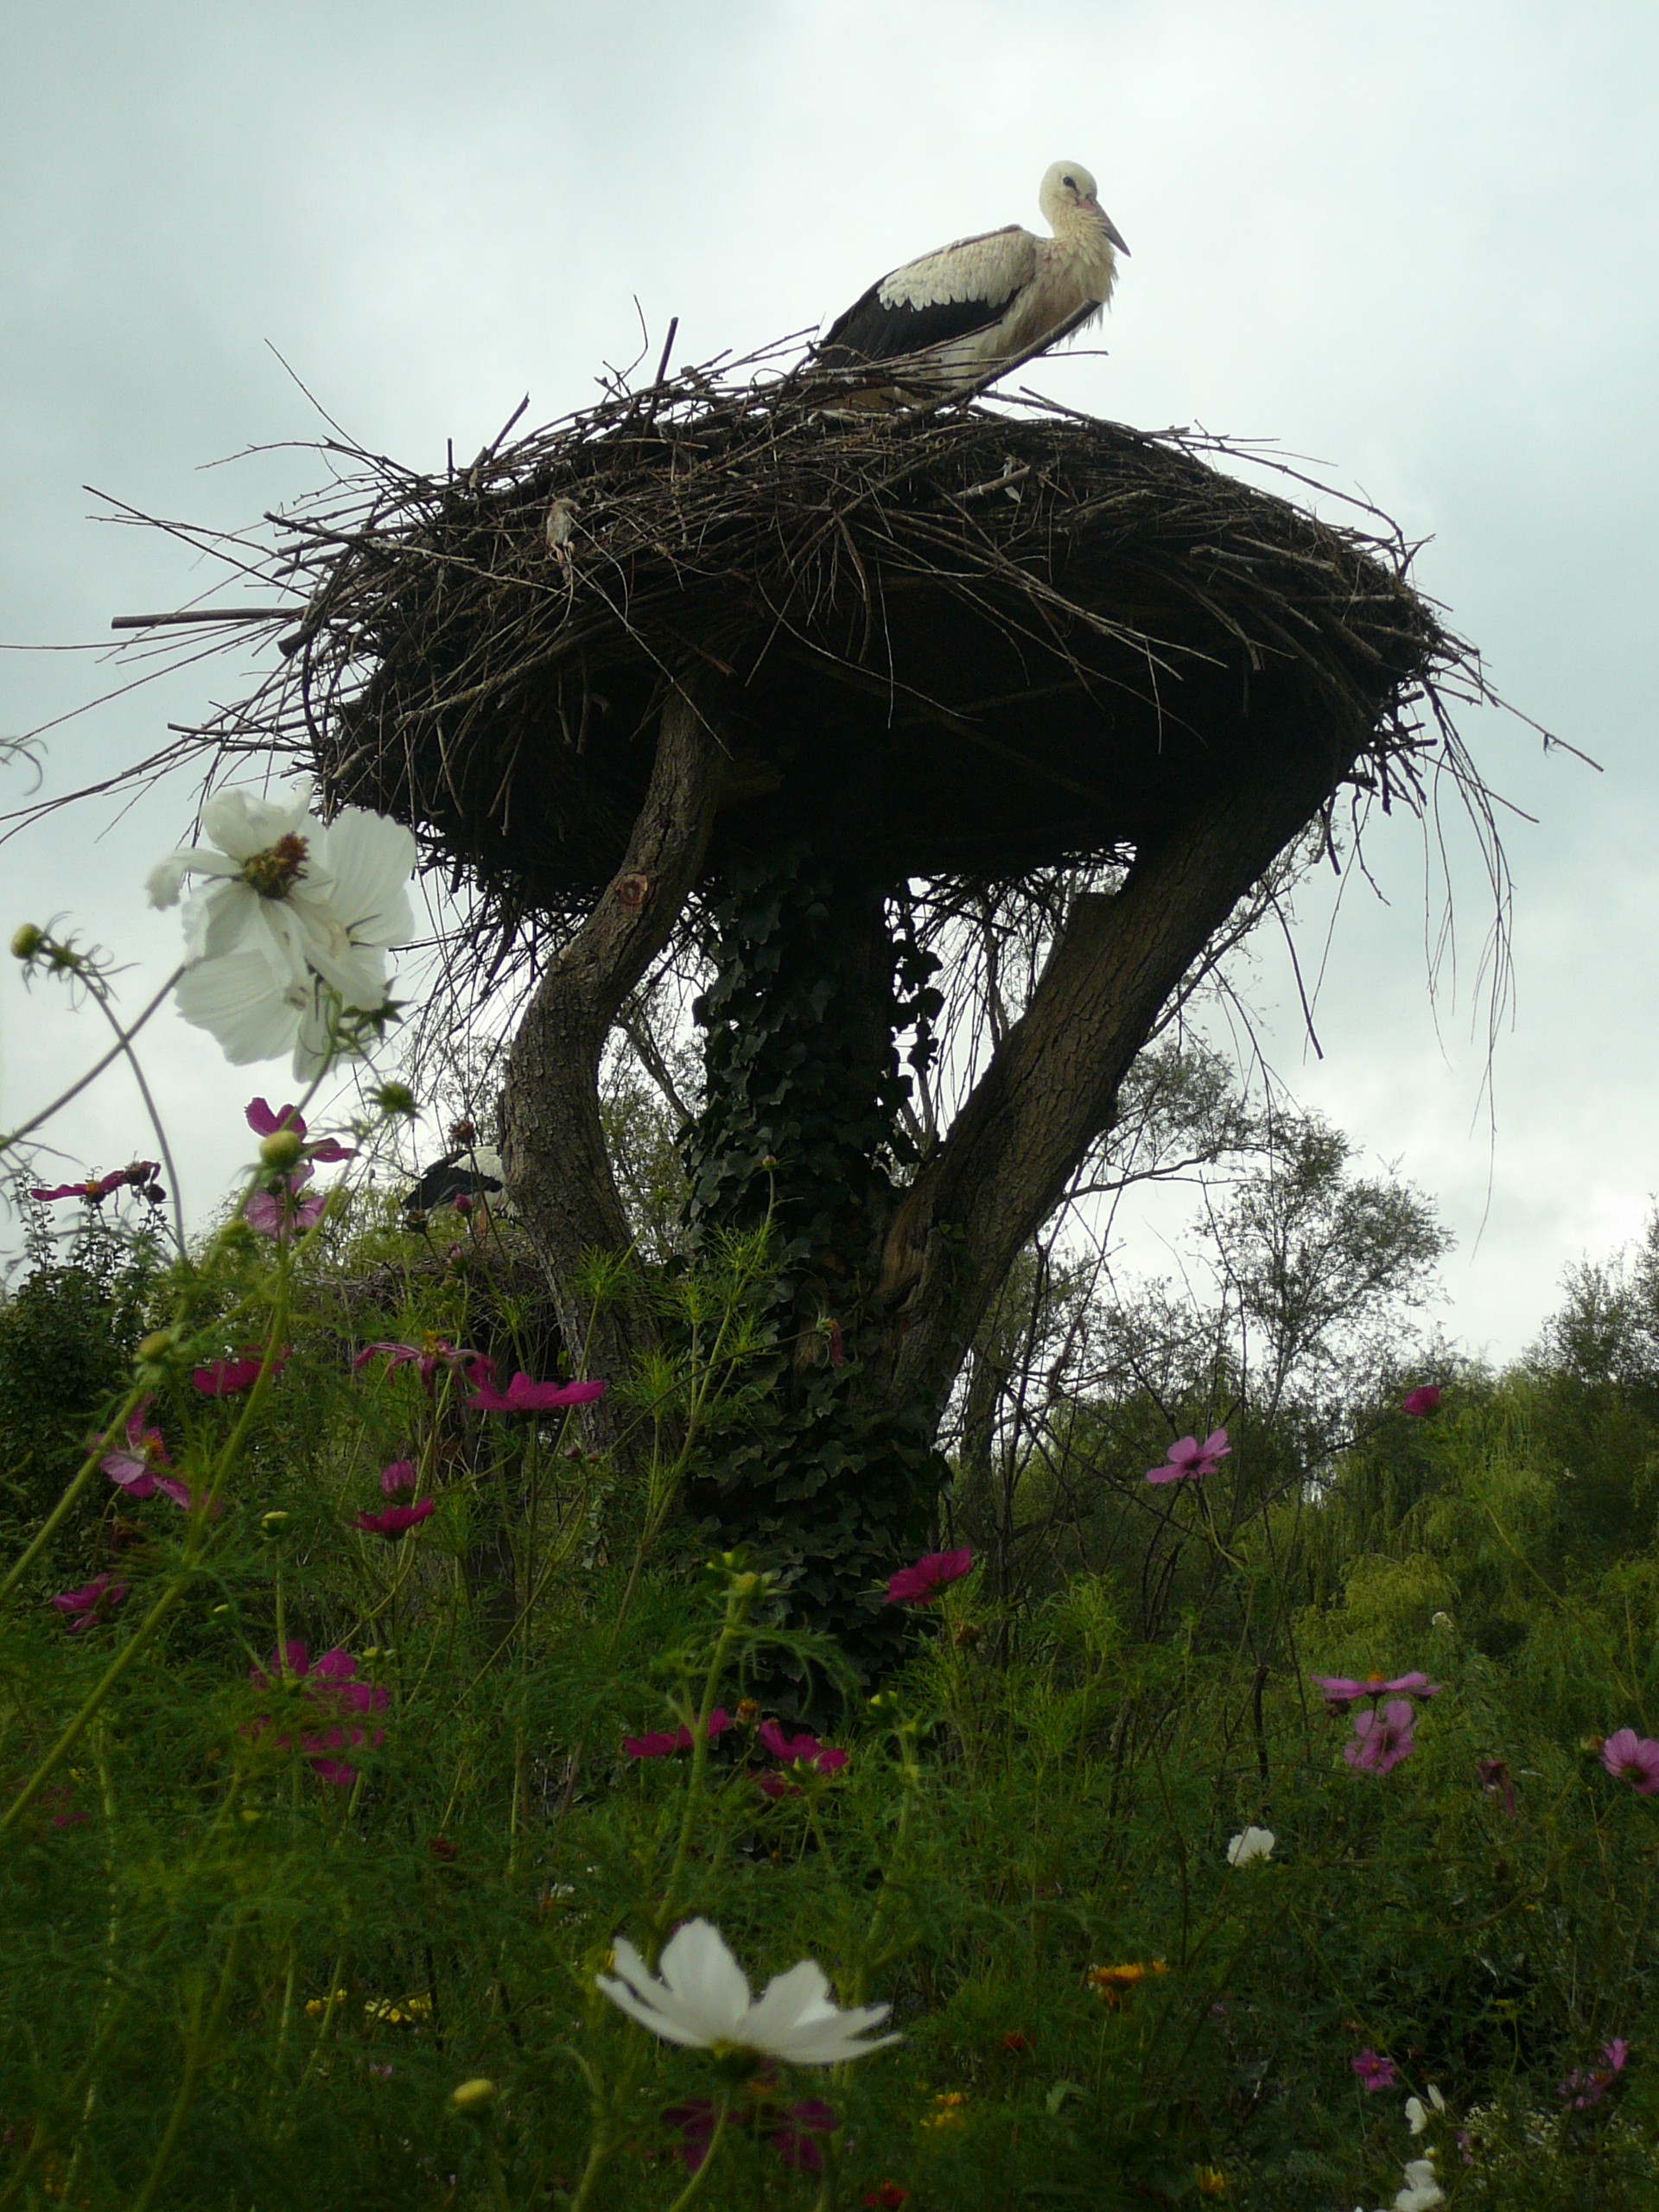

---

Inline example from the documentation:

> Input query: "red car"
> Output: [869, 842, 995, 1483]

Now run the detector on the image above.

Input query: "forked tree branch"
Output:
[877, 715, 1369, 1426]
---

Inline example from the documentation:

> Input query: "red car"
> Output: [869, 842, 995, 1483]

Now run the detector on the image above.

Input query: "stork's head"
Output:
[1039, 161, 1129, 255]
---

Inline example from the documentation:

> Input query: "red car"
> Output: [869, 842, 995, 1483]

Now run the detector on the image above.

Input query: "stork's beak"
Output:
[1086, 201, 1130, 256]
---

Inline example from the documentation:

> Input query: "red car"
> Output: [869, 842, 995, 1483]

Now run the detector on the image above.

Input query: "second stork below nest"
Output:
[817, 159, 1128, 400]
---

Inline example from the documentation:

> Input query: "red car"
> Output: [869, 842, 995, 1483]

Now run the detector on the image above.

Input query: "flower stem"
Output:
[658, 1580, 754, 1940]
[80, 969, 188, 1255]
[0, 964, 183, 1154]
[128, 1919, 245, 2212]
[662, 2098, 730, 2212]
[0, 1572, 193, 1834]
[0, 1419, 136, 1599]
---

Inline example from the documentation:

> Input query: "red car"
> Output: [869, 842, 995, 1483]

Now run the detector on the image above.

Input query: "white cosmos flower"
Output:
[595, 1918, 899, 2066]
[1404, 2086, 1446, 2135]
[174, 954, 346, 1077]
[151, 785, 416, 1075]
[1226, 1826, 1275, 1866]
[1393, 2155, 1444, 2210]
[149, 784, 415, 1011]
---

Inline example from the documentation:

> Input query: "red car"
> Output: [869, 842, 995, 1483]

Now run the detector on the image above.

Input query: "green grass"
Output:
[3, 1189, 1659, 2209]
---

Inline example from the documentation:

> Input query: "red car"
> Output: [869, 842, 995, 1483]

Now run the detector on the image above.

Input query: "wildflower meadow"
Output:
[4, 785, 1659, 2212]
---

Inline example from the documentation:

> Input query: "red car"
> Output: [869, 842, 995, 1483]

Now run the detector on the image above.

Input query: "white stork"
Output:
[817, 160, 1128, 397]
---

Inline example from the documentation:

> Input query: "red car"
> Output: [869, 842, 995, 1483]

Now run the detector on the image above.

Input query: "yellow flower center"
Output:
[241, 832, 309, 899]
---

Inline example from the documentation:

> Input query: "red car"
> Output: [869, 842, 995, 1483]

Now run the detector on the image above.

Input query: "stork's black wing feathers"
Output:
[817, 280, 1019, 365]
[403, 1149, 504, 1213]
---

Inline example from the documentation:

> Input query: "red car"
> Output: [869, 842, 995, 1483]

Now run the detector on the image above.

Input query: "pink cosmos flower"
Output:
[1600, 1728, 1659, 1795]
[1562, 2037, 1630, 2109]
[1310, 1670, 1441, 1712]
[622, 1709, 732, 1758]
[246, 1163, 329, 1242]
[353, 1338, 493, 1393]
[467, 1371, 607, 1415]
[250, 1642, 388, 1787]
[36, 1783, 89, 1830]
[194, 1345, 287, 1395]
[759, 1719, 849, 1775]
[99, 1401, 193, 1508]
[664, 2099, 721, 2172]
[885, 1546, 974, 1605]
[1344, 1700, 1417, 1776]
[31, 1161, 164, 1205]
[49, 1573, 129, 1632]
[1401, 1385, 1443, 1417]
[665, 2084, 838, 2175]
[770, 2100, 840, 2173]
[1352, 2049, 1397, 2093]
[354, 1499, 436, 1540]
[245, 1098, 353, 1163]
[379, 1459, 417, 1495]
[1477, 1757, 1518, 1817]
[1146, 1428, 1231, 1484]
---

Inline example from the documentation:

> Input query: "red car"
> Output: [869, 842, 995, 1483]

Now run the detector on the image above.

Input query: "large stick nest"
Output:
[155, 346, 1485, 926]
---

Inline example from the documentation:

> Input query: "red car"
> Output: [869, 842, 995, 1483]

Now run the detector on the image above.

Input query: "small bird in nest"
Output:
[817, 160, 1128, 404]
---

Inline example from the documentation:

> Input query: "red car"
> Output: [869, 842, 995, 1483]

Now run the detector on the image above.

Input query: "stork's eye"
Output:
[1062, 175, 1077, 189]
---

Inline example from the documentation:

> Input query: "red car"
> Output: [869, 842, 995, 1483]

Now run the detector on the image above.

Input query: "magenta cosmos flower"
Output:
[1352, 2049, 1397, 2093]
[99, 1401, 192, 1508]
[1344, 1700, 1417, 1776]
[758, 1719, 849, 1787]
[1601, 1728, 1659, 1795]
[31, 1160, 164, 1205]
[353, 1338, 493, 1392]
[379, 1459, 416, 1495]
[354, 1499, 436, 1541]
[1401, 1384, 1442, 1417]
[885, 1546, 974, 1605]
[250, 1642, 388, 1787]
[1310, 1670, 1441, 1712]
[193, 1345, 287, 1395]
[1477, 1757, 1519, 1818]
[467, 1371, 607, 1415]
[245, 1097, 353, 1163]
[1563, 2037, 1630, 2109]
[50, 1573, 129, 1633]
[665, 2092, 839, 2176]
[1146, 1428, 1230, 1484]
[622, 1709, 733, 1758]
[246, 1163, 328, 1242]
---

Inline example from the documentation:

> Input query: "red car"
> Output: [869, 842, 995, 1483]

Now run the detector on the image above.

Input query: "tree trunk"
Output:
[679, 845, 939, 1669]
[500, 685, 723, 1459]
[502, 687, 1364, 1669]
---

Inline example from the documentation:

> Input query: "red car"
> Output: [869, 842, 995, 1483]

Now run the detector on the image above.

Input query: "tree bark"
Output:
[875, 720, 1367, 1431]
[500, 685, 723, 1453]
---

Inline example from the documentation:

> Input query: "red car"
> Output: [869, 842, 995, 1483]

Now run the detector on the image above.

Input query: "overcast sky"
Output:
[2, 1, 1655, 1358]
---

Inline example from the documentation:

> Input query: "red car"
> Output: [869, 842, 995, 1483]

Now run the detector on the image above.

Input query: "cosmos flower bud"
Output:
[259, 1128, 305, 1171]
[10, 923, 45, 960]
[448, 2077, 499, 2112]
